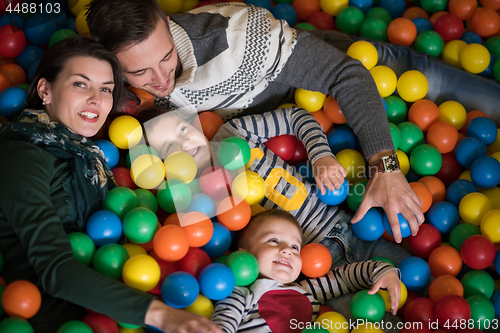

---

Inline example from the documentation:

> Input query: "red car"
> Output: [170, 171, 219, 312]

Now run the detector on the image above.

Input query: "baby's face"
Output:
[145, 114, 211, 169]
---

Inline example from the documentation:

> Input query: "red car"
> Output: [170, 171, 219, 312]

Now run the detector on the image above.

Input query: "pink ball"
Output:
[199, 166, 233, 201]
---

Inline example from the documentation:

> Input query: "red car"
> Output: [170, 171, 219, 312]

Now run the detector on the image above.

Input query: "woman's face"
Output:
[40, 56, 115, 137]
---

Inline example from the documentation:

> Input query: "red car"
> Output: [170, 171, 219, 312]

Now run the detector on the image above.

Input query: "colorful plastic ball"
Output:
[378, 0, 406, 18]
[225, 250, 259, 287]
[435, 295, 472, 328]
[446, 179, 477, 208]
[414, 31, 444, 58]
[335, 148, 366, 183]
[407, 224, 441, 258]
[418, 176, 446, 205]
[48, 28, 77, 48]
[314, 311, 349, 333]
[0, 13, 24, 30]
[461, 270, 495, 299]
[231, 170, 266, 206]
[428, 245, 463, 276]
[0, 25, 25, 58]
[68, 232, 96, 266]
[133, 189, 157, 214]
[387, 123, 400, 150]
[320, 0, 349, 17]
[216, 196, 251, 231]
[346, 40, 378, 70]
[327, 126, 357, 155]
[217, 137, 251, 171]
[160, 271, 199, 309]
[270, 3, 297, 26]
[198, 263, 235, 301]
[370, 65, 397, 97]
[382, 213, 412, 239]
[180, 212, 213, 248]
[412, 17, 434, 35]
[461, 235, 496, 269]
[294, 88, 327, 112]
[323, 96, 346, 125]
[409, 182, 433, 213]
[112, 167, 137, 190]
[455, 137, 487, 169]
[421, 0, 448, 13]
[350, 290, 386, 322]
[1, 280, 41, 319]
[427, 121, 459, 154]
[347, 181, 368, 212]
[317, 178, 349, 205]
[300, 243, 332, 278]
[385, 95, 408, 125]
[484, 35, 500, 57]
[85, 210, 122, 247]
[175, 248, 211, 280]
[108, 116, 143, 150]
[360, 18, 388, 42]
[200, 222, 232, 258]
[467, 295, 496, 330]
[0, 317, 33, 333]
[292, 0, 320, 22]
[387, 18, 417, 47]
[366, 7, 392, 25]
[439, 101, 467, 130]
[434, 13, 464, 42]
[410, 144, 443, 176]
[470, 156, 500, 189]
[94, 140, 119, 169]
[307, 11, 336, 30]
[82, 313, 118, 333]
[494, 57, 500, 83]
[427, 201, 461, 235]
[404, 297, 436, 323]
[397, 122, 424, 155]
[429, 275, 464, 303]
[183, 294, 214, 319]
[198, 111, 224, 141]
[0, 86, 26, 118]
[198, 166, 232, 201]
[23, 13, 56, 46]
[157, 179, 192, 213]
[471, 8, 500, 38]
[122, 243, 148, 258]
[122, 207, 158, 244]
[461, 31, 482, 45]
[126, 145, 159, 169]
[153, 225, 189, 262]
[336, 7, 365, 35]
[92, 244, 129, 279]
[122, 254, 161, 292]
[185, 193, 216, 217]
[398, 256, 431, 291]
[311, 109, 333, 133]
[449, 0, 478, 20]
[443, 40, 468, 68]
[130, 154, 165, 190]
[103, 187, 139, 220]
[56, 321, 93, 333]
[0, 63, 25, 87]
[377, 280, 407, 312]
[480, 209, 500, 243]
[492, 288, 500, 318]
[449, 223, 481, 252]
[459, 43, 491, 74]
[466, 117, 498, 147]
[396, 70, 428, 102]
[352, 208, 385, 241]
[459, 192, 493, 227]
[163, 151, 197, 184]
[264, 134, 296, 161]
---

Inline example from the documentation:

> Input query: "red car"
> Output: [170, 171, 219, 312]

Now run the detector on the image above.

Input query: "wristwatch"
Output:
[368, 154, 400, 178]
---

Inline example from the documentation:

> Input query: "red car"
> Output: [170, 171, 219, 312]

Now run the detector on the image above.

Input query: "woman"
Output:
[0, 36, 221, 333]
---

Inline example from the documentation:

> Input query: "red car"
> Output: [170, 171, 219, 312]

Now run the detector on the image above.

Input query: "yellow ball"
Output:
[442, 40, 467, 68]
[164, 151, 197, 184]
[480, 209, 500, 243]
[459, 43, 491, 74]
[488, 130, 500, 153]
[118, 327, 146, 333]
[377, 281, 407, 311]
[109, 115, 143, 149]
[122, 254, 161, 292]
[68, 0, 91, 16]
[122, 243, 148, 257]
[156, 0, 184, 15]
[335, 149, 366, 183]
[320, 0, 349, 16]
[459, 170, 472, 182]
[370, 65, 397, 97]
[459, 192, 493, 226]
[351, 322, 384, 333]
[347, 41, 379, 70]
[438, 101, 467, 130]
[277, 103, 297, 109]
[395, 149, 409, 176]
[231, 170, 266, 206]
[75, 9, 89, 35]
[481, 187, 500, 209]
[181, 0, 199, 13]
[315, 311, 349, 333]
[294, 88, 327, 112]
[130, 154, 166, 189]
[396, 70, 429, 102]
[183, 294, 214, 319]
[492, 152, 500, 164]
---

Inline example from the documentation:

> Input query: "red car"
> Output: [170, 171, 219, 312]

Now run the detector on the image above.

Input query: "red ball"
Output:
[112, 167, 138, 190]
[292, 0, 320, 22]
[457, 329, 483, 333]
[264, 134, 296, 161]
[317, 304, 336, 316]
[287, 137, 308, 165]
[197, 111, 224, 141]
[216, 196, 251, 231]
[461, 235, 496, 269]
[434, 295, 471, 328]
[0, 25, 27, 58]
[307, 11, 336, 30]
[434, 153, 462, 186]
[199, 166, 232, 201]
[300, 243, 332, 278]
[148, 256, 177, 295]
[434, 13, 465, 42]
[397, 290, 420, 319]
[404, 297, 436, 327]
[175, 248, 212, 279]
[82, 312, 118, 333]
[407, 224, 442, 258]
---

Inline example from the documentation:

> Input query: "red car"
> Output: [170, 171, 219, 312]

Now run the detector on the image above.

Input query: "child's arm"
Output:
[211, 287, 249, 333]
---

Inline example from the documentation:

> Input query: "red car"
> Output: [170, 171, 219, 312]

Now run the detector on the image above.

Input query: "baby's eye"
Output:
[179, 126, 187, 135]
[291, 245, 300, 251]
[267, 238, 279, 244]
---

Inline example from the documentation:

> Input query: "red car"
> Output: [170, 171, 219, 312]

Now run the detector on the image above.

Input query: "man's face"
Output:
[116, 18, 179, 98]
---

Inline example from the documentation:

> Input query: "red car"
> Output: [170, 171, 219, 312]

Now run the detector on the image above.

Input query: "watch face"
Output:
[383, 156, 400, 172]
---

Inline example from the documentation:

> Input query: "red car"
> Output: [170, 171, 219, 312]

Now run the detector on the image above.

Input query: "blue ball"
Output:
[199, 263, 236, 301]
[470, 156, 500, 189]
[495, 250, 500, 276]
[66, 17, 76, 33]
[378, 0, 406, 19]
[445, 179, 478, 207]
[48, 10, 67, 30]
[491, 288, 500, 319]
[0, 13, 25, 29]
[479, 53, 497, 79]
[86, 210, 123, 246]
[426, 201, 460, 235]
[200, 222, 232, 257]
[0, 87, 27, 118]
[16, 45, 45, 73]
[460, 31, 483, 45]
[352, 208, 385, 241]
[145, 326, 163, 333]
[327, 126, 357, 154]
[295, 161, 314, 184]
[185, 193, 216, 217]
[381, 96, 388, 113]
[412, 17, 433, 35]
[161, 271, 200, 309]
[454, 137, 487, 168]
[398, 257, 431, 291]
[270, 4, 297, 27]
[349, 0, 374, 14]
[95, 140, 120, 169]
[243, 0, 272, 11]
[24, 13, 57, 45]
[317, 178, 349, 205]
[465, 117, 498, 146]
[382, 213, 411, 238]
[405, 167, 420, 183]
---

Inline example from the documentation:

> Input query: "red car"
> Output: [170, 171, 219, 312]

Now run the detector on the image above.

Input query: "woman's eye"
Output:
[101, 87, 112, 93]
[74, 82, 86, 88]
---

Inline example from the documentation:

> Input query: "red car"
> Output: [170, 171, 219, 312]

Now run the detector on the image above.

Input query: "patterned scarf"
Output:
[0, 109, 116, 230]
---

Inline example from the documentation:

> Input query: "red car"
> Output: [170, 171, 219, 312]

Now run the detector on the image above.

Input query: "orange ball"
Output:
[0, 63, 26, 86]
[417, 176, 446, 205]
[428, 275, 464, 303]
[403, 7, 429, 20]
[426, 121, 459, 154]
[427, 246, 463, 277]
[461, 110, 490, 135]
[430, 11, 449, 25]
[180, 212, 214, 248]
[128, 87, 155, 111]
[197, 111, 224, 141]
[216, 196, 251, 231]
[471, 8, 500, 37]
[481, 0, 500, 10]
[153, 225, 190, 262]
[293, 0, 320, 22]
[323, 96, 346, 124]
[410, 182, 433, 213]
[311, 109, 333, 133]
[408, 99, 440, 132]
[300, 243, 332, 278]
[2, 280, 41, 319]
[449, 0, 478, 20]
[0, 73, 9, 93]
[163, 212, 184, 226]
[387, 18, 418, 46]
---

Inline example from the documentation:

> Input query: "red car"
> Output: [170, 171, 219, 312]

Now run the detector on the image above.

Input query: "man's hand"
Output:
[367, 270, 401, 315]
[312, 156, 347, 195]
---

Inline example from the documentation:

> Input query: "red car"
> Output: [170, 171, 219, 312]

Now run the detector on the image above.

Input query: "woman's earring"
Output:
[42, 98, 47, 105]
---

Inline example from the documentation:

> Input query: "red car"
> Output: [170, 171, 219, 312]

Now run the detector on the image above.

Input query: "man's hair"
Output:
[238, 209, 303, 250]
[86, 0, 169, 53]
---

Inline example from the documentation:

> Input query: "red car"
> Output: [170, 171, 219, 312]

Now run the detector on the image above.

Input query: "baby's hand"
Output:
[367, 270, 401, 315]
[312, 156, 346, 194]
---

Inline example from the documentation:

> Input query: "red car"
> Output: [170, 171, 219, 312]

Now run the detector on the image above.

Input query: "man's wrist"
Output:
[368, 152, 400, 178]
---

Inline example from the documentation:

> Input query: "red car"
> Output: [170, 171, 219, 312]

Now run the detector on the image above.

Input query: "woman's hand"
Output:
[312, 156, 346, 195]
[367, 270, 401, 315]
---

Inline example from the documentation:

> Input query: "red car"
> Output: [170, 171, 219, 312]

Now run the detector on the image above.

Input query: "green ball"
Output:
[126, 145, 159, 169]
[217, 137, 251, 170]
[213, 255, 229, 265]
[295, 22, 316, 30]
[187, 177, 201, 195]
[336, 7, 365, 35]
[0, 318, 34, 333]
[420, 0, 448, 13]
[347, 181, 368, 212]
[484, 36, 500, 58]
[17, 83, 30, 92]
[49, 29, 78, 48]
[157, 179, 192, 213]
[134, 188, 158, 214]
[365, 7, 392, 26]
[0, 250, 3, 273]
[449, 223, 481, 252]
[226, 250, 260, 287]
[384, 96, 408, 125]
[103, 187, 139, 220]
[388, 122, 401, 150]
[360, 18, 388, 42]
[301, 328, 329, 333]
[410, 144, 443, 176]
[397, 122, 424, 154]
[370, 256, 395, 266]
[122, 207, 159, 244]
[461, 270, 495, 299]
[57, 321, 93, 333]
[493, 58, 500, 83]
[118, 322, 142, 329]
[350, 289, 386, 322]
[466, 295, 496, 330]
[92, 244, 129, 279]
[415, 31, 444, 58]
[68, 232, 96, 266]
